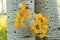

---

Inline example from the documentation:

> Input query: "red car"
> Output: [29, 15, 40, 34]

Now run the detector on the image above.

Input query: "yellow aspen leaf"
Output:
[43, 16, 48, 25]
[39, 32, 46, 38]
[19, 17, 25, 28]
[13, 22, 20, 28]
[19, 3, 29, 19]
[30, 13, 48, 38]
[14, 19, 18, 22]
[19, 3, 27, 10]
[15, 11, 21, 18]
[33, 13, 37, 18]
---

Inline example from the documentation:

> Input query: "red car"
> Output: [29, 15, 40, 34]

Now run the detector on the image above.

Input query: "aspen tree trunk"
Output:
[7, 0, 35, 40]
[35, 0, 59, 40]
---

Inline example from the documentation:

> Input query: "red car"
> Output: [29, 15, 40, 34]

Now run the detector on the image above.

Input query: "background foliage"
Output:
[0, 15, 7, 40]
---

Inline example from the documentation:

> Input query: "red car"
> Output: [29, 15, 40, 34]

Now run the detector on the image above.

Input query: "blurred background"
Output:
[0, 0, 7, 40]
[57, 0, 60, 18]
[57, 0, 60, 13]
[0, 0, 60, 40]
